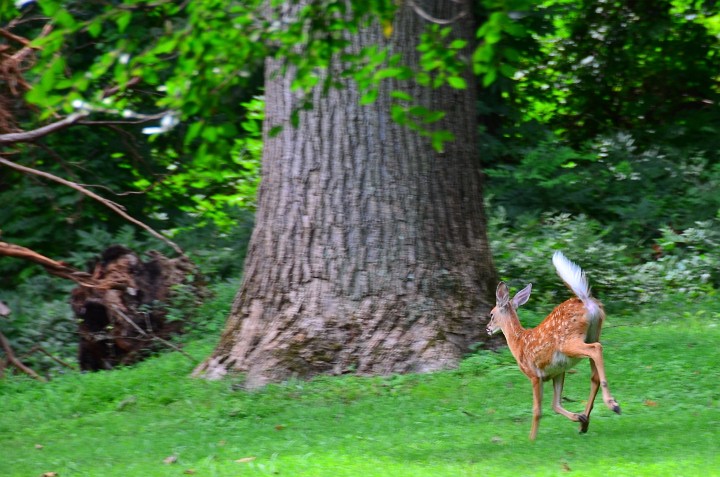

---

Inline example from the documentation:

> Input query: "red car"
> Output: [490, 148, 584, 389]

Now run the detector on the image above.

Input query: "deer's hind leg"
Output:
[561, 341, 621, 417]
[551, 372, 588, 428]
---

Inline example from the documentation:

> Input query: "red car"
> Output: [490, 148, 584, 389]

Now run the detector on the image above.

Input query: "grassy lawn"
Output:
[1, 294, 719, 476]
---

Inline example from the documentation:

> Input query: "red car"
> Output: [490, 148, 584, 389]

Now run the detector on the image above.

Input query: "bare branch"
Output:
[0, 241, 96, 287]
[79, 179, 163, 197]
[22, 345, 78, 370]
[0, 111, 170, 145]
[101, 76, 142, 98]
[407, 0, 467, 25]
[0, 112, 89, 144]
[0, 330, 46, 381]
[77, 113, 166, 126]
[0, 27, 33, 46]
[0, 157, 185, 256]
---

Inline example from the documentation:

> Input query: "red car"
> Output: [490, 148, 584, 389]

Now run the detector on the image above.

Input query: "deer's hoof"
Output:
[577, 414, 590, 433]
[613, 404, 621, 415]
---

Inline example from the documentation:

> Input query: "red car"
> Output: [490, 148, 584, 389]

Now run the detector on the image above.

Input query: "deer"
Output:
[486, 251, 621, 440]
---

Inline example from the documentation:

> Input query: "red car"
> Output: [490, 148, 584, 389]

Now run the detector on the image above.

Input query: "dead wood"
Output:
[0, 22, 52, 134]
[0, 242, 204, 373]
[0, 329, 46, 381]
[71, 245, 203, 370]
[21, 345, 77, 371]
[0, 241, 95, 286]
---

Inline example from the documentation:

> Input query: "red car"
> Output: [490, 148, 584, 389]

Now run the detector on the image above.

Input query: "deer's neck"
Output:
[502, 315, 528, 360]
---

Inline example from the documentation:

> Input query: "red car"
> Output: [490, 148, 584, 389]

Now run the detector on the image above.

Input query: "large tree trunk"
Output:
[194, 0, 498, 387]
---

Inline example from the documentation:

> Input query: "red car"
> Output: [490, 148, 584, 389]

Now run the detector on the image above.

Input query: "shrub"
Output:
[486, 132, 720, 246]
[632, 220, 720, 297]
[488, 206, 719, 309]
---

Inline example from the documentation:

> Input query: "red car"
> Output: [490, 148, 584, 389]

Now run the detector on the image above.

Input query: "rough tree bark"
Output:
[194, 0, 498, 387]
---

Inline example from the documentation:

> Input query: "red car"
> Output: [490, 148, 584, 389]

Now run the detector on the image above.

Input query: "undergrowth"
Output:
[4, 206, 719, 376]
[488, 207, 720, 310]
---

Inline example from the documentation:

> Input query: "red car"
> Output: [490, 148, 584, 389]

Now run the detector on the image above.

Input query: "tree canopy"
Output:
[1, 0, 715, 247]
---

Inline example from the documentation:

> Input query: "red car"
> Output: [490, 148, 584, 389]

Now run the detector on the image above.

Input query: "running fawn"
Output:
[486, 251, 621, 440]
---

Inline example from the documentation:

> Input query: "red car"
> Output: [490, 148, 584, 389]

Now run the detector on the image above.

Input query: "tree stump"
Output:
[70, 245, 200, 371]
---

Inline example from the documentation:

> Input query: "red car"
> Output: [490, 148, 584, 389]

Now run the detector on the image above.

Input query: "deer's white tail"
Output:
[552, 251, 601, 319]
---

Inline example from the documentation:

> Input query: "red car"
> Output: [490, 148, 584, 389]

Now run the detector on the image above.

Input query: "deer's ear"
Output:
[496, 282, 510, 307]
[512, 283, 532, 309]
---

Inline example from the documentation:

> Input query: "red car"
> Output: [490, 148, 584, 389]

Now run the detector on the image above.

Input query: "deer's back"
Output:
[518, 298, 604, 379]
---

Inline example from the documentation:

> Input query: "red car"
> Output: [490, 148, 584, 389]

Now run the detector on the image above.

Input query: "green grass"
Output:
[1, 294, 719, 477]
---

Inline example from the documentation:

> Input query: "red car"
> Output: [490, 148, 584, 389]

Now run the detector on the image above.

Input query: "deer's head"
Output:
[487, 282, 532, 335]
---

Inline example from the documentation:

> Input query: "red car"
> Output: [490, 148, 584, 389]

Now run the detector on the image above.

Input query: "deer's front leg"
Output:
[551, 373, 588, 426]
[529, 376, 543, 440]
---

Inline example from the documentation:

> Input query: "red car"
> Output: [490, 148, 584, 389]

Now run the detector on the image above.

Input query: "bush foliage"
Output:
[488, 206, 720, 308]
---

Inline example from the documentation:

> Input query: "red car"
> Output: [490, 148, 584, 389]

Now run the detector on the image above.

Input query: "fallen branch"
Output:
[22, 345, 78, 371]
[0, 241, 96, 287]
[0, 157, 185, 256]
[0, 329, 46, 381]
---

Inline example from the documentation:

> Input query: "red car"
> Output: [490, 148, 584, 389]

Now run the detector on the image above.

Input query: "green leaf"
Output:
[29, 30, 65, 50]
[504, 23, 527, 38]
[390, 104, 407, 124]
[185, 121, 204, 144]
[499, 64, 516, 78]
[38, 0, 61, 16]
[422, 110, 445, 124]
[472, 44, 494, 65]
[449, 39, 467, 50]
[447, 76, 467, 89]
[502, 47, 520, 62]
[416, 72, 431, 86]
[87, 20, 102, 38]
[268, 125, 283, 137]
[116, 11, 132, 33]
[373, 67, 404, 81]
[53, 9, 76, 29]
[482, 69, 497, 87]
[360, 88, 378, 105]
[430, 130, 455, 152]
[390, 90, 413, 101]
[201, 126, 218, 141]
